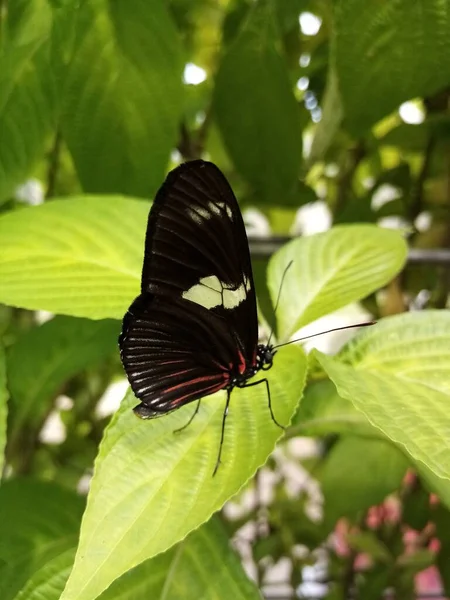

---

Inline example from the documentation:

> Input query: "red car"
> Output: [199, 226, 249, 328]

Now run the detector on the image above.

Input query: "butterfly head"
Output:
[256, 343, 276, 372]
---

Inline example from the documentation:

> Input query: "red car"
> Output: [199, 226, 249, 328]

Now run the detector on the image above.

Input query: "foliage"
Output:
[1, 1, 450, 599]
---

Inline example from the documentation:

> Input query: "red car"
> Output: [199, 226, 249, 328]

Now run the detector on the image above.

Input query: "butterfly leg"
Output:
[213, 388, 232, 476]
[242, 378, 285, 430]
[173, 400, 201, 434]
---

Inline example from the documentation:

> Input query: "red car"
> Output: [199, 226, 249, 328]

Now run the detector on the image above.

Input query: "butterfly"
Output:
[119, 160, 283, 474]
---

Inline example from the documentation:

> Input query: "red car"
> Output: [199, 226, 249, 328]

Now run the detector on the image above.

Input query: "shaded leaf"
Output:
[346, 531, 391, 562]
[320, 436, 408, 527]
[308, 68, 343, 165]
[334, 0, 450, 133]
[0, 345, 7, 475]
[61, 0, 183, 197]
[15, 549, 75, 600]
[6, 316, 120, 451]
[0, 0, 57, 202]
[214, 2, 302, 204]
[292, 379, 376, 437]
[0, 479, 84, 600]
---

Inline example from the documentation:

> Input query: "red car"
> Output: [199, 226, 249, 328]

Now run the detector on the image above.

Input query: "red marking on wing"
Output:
[159, 359, 190, 366]
[165, 373, 228, 396]
[169, 378, 229, 407]
[237, 350, 246, 375]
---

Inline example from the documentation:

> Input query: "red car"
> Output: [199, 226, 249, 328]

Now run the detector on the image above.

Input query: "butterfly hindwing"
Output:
[120, 293, 245, 414]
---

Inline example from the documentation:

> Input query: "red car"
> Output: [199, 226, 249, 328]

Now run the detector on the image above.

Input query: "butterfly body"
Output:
[119, 160, 280, 471]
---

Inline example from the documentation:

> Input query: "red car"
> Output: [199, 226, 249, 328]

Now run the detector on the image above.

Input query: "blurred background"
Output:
[1, 0, 450, 598]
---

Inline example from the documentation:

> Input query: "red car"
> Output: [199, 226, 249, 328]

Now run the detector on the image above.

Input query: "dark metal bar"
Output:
[248, 236, 450, 266]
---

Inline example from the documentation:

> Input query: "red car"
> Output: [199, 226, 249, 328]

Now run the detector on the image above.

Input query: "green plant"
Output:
[1, 1, 450, 599]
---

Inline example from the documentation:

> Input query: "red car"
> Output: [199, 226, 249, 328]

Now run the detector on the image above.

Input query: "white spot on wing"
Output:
[187, 205, 211, 223]
[183, 275, 250, 309]
[186, 202, 233, 223]
[223, 281, 247, 309]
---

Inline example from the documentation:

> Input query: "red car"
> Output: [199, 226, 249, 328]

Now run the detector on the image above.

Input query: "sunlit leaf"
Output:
[268, 225, 407, 340]
[316, 310, 450, 486]
[98, 518, 262, 600]
[0, 196, 146, 318]
[61, 346, 306, 600]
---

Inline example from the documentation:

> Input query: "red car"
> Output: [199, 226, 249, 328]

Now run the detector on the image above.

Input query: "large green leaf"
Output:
[268, 225, 407, 340]
[0, 345, 7, 476]
[13, 518, 261, 600]
[0, 479, 84, 600]
[0, 196, 146, 318]
[98, 518, 261, 600]
[6, 316, 120, 453]
[0, 0, 57, 202]
[61, 0, 183, 197]
[61, 346, 306, 600]
[213, 2, 302, 205]
[316, 310, 450, 485]
[333, 0, 450, 134]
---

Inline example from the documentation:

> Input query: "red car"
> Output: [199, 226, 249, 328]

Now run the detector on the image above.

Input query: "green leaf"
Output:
[397, 549, 435, 572]
[61, 346, 306, 600]
[356, 566, 390, 600]
[98, 518, 262, 600]
[0, 345, 7, 476]
[14, 549, 75, 600]
[0, 0, 56, 202]
[6, 316, 120, 453]
[61, 0, 183, 197]
[334, 0, 450, 134]
[0, 479, 84, 600]
[438, 542, 450, 595]
[345, 531, 391, 563]
[320, 436, 408, 527]
[292, 379, 376, 437]
[417, 462, 450, 511]
[13, 518, 262, 600]
[316, 310, 450, 483]
[213, 2, 302, 205]
[268, 225, 407, 340]
[308, 67, 343, 165]
[0, 196, 146, 318]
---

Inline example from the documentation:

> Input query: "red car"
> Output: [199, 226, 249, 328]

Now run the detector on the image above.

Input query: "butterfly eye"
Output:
[265, 351, 274, 364]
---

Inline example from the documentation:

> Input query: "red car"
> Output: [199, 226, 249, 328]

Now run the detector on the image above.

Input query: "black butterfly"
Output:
[119, 160, 283, 474]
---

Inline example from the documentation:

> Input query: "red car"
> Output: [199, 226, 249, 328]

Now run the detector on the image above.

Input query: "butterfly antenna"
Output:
[273, 321, 376, 349]
[267, 260, 293, 347]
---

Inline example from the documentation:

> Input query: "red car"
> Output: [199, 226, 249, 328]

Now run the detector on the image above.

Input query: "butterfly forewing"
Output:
[120, 161, 259, 416]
